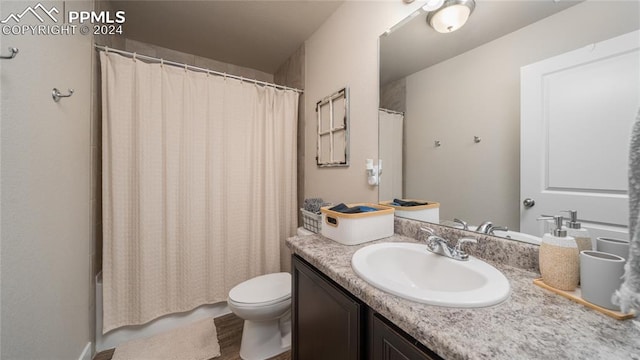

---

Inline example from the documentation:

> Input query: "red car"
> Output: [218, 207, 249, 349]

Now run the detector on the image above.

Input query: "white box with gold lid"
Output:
[379, 200, 440, 223]
[320, 203, 394, 245]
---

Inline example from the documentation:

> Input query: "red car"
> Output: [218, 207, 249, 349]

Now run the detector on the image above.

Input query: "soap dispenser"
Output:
[563, 210, 593, 252]
[538, 215, 579, 291]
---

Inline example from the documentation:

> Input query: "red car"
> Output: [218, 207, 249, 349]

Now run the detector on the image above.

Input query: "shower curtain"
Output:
[378, 109, 404, 201]
[100, 52, 298, 332]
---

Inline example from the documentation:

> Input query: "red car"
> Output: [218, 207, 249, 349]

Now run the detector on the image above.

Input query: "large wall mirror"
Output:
[378, 0, 640, 242]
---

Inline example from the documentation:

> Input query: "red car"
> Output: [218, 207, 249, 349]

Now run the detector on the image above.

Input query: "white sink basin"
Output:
[351, 242, 510, 307]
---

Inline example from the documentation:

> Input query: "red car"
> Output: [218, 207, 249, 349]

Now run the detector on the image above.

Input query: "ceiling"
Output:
[380, 0, 581, 85]
[108, 0, 344, 74]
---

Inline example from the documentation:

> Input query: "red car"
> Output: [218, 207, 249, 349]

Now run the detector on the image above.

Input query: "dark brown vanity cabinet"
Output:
[292, 255, 363, 359]
[292, 255, 443, 360]
[369, 312, 442, 360]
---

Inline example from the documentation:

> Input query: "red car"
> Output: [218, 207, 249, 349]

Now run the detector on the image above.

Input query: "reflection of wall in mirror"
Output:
[304, 1, 424, 205]
[380, 78, 406, 113]
[399, 1, 639, 231]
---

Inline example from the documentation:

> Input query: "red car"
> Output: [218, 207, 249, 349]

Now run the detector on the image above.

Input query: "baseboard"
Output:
[78, 342, 92, 360]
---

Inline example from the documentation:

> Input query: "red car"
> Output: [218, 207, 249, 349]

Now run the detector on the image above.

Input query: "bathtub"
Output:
[95, 273, 230, 352]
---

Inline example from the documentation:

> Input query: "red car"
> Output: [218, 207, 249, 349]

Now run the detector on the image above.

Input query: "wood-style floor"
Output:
[93, 313, 291, 360]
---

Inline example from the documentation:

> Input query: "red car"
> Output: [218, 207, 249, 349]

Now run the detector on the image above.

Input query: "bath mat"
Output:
[112, 318, 221, 360]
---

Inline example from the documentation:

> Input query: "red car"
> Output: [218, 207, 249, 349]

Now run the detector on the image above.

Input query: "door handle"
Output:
[523, 198, 535, 208]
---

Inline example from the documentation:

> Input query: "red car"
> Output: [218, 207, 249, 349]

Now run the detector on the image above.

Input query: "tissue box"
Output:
[320, 203, 394, 245]
[379, 200, 440, 223]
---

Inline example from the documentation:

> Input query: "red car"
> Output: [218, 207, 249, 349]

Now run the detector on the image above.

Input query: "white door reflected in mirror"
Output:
[520, 30, 638, 240]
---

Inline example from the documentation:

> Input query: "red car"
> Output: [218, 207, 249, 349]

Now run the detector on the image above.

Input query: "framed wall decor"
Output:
[316, 87, 350, 167]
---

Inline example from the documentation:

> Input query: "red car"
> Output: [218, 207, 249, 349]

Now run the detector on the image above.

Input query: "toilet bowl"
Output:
[227, 272, 292, 360]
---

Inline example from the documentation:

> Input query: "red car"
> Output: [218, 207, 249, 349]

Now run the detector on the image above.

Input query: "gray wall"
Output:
[123, 39, 274, 83]
[404, 1, 640, 230]
[380, 77, 406, 113]
[0, 9, 3, 356]
[274, 45, 305, 240]
[1, 1, 94, 358]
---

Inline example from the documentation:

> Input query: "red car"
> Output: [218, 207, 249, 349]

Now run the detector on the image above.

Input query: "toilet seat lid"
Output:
[229, 272, 291, 304]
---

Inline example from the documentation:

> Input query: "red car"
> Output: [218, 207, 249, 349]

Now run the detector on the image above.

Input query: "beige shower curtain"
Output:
[100, 52, 298, 332]
[378, 109, 403, 201]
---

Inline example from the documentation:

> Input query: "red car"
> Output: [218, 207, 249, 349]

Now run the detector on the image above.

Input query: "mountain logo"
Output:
[1, 3, 59, 24]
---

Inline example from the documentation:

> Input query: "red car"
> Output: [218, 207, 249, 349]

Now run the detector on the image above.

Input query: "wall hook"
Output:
[474, 136, 481, 143]
[434, 140, 441, 147]
[0, 47, 19, 59]
[52, 88, 74, 102]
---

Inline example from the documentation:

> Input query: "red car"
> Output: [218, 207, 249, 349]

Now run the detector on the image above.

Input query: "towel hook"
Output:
[52, 88, 74, 102]
[474, 136, 481, 143]
[434, 140, 441, 147]
[0, 47, 19, 59]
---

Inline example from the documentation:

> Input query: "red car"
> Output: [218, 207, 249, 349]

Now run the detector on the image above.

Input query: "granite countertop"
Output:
[286, 232, 640, 360]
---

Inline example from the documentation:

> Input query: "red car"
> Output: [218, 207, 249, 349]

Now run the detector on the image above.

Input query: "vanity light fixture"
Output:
[426, 0, 475, 33]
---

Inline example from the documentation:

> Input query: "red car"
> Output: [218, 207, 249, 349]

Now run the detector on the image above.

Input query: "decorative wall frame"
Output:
[316, 87, 350, 167]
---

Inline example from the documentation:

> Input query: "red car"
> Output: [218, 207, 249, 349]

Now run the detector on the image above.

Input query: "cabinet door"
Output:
[370, 312, 442, 360]
[292, 255, 363, 360]
[520, 30, 639, 238]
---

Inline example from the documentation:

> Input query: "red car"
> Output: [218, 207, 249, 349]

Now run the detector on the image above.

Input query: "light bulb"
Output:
[430, 4, 470, 33]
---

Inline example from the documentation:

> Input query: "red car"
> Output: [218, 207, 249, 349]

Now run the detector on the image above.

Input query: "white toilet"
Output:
[227, 272, 292, 360]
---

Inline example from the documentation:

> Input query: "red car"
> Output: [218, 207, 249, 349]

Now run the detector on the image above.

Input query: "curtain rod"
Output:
[94, 44, 304, 94]
[379, 108, 404, 116]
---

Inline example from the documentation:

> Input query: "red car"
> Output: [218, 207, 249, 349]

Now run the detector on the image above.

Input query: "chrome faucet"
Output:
[420, 228, 477, 261]
[453, 218, 468, 231]
[420, 227, 435, 236]
[426, 235, 455, 258]
[476, 221, 508, 235]
[487, 225, 508, 235]
[475, 221, 493, 233]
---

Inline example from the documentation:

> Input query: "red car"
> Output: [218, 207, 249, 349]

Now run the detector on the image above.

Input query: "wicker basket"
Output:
[300, 208, 321, 233]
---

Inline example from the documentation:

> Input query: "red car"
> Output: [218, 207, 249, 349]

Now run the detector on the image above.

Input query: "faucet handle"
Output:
[453, 218, 468, 230]
[489, 226, 508, 235]
[475, 221, 493, 233]
[420, 227, 435, 237]
[455, 237, 478, 254]
[425, 235, 454, 257]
